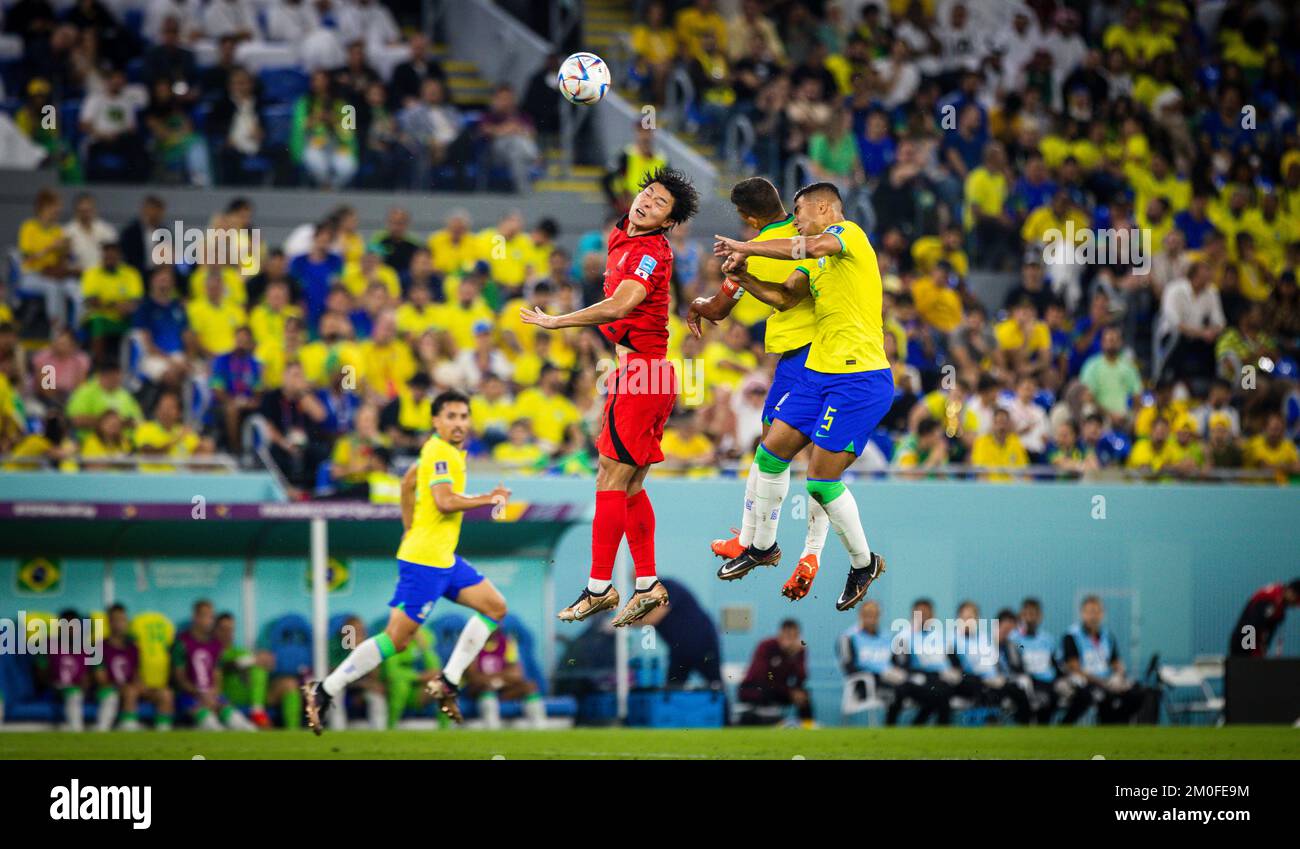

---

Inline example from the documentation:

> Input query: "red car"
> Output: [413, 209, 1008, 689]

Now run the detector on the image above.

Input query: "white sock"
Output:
[752, 465, 791, 550]
[635, 576, 658, 591]
[587, 578, 612, 594]
[443, 615, 498, 685]
[524, 694, 546, 727]
[738, 462, 760, 547]
[479, 692, 501, 729]
[324, 636, 386, 698]
[64, 690, 84, 731]
[823, 487, 873, 569]
[364, 691, 386, 730]
[96, 691, 120, 732]
[801, 496, 829, 560]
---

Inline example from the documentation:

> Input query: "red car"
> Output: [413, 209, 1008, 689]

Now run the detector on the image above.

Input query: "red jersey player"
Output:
[520, 168, 699, 627]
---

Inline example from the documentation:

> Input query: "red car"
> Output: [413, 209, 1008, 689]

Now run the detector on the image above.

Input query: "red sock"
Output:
[590, 490, 627, 581]
[625, 489, 656, 579]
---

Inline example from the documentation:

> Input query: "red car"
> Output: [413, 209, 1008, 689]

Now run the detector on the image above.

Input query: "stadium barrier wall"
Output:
[2, 477, 1295, 725]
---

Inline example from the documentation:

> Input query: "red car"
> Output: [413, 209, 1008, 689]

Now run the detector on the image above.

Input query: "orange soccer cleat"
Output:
[781, 554, 820, 601]
[711, 529, 744, 560]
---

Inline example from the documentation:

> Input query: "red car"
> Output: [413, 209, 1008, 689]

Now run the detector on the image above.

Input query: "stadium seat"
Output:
[262, 614, 313, 678]
[258, 68, 310, 105]
[0, 652, 59, 723]
[840, 672, 888, 726]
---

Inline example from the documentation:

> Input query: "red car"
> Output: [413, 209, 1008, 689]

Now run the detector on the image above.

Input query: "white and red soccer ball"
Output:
[557, 52, 611, 105]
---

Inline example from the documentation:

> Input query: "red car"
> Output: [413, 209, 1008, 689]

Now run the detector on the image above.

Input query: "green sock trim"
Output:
[156, 715, 173, 726]
[375, 632, 398, 659]
[806, 478, 846, 504]
[120, 711, 137, 721]
[194, 708, 211, 721]
[524, 693, 542, 703]
[474, 613, 500, 632]
[755, 444, 792, 474]
[218, 705, 234, 722]
[96, 686, 116, 699]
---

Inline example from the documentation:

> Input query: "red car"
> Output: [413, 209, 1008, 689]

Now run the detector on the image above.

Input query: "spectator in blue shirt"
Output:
[289, 223, 344, 334]
[1173, 192, 1217, 250]
[133, 267, 191, 389]
[210, 325, 262, 452]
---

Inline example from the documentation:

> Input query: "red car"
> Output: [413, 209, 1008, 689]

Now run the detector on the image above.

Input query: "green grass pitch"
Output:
[1, 726, 1295, 760]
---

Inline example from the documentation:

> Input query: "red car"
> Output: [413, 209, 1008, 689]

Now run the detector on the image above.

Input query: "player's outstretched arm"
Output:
[686, 286, 740, 337]
[713, 232, 842, 261]
[430, 482, 511, 514]
[518, 279, 647, 330]
[722, 254, 810, 311]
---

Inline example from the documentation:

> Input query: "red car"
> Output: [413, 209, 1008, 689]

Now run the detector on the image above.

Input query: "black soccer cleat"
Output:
[717, 544, 782, 581]
[835, 553, 887, 612]
[303, 680, 332, 736]
[426, 673, 464, 724]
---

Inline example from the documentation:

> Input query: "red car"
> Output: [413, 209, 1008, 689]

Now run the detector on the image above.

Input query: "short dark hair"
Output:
[1021, 597, 1042, 610]
[793, 181, 842, 205]
[215, 612, 234, 625]
[431, 390, 470, 417]
[108, 603, 126, 616]
[996, 608, 1017, 623]
[916, 418, 940, 437]
[730, 177, 784, 221]
[779, 618, 800, 631]
[1080, 594, 1102, 608]
[642, 167, 700, 227]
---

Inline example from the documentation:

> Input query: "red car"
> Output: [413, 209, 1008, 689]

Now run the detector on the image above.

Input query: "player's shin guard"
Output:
[625, 489, 657, 589]
[802, 495, 829, 559]
[738, 462, 760, 548]
[443, 613, 499, 686]
[323, 632, 397, 698]
[807, 479, 872, 568]
[590, 489, 628, 591]
[752, 445, 792, 550]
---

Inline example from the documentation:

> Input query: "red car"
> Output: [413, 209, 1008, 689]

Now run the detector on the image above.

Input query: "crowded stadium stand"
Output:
[0, 0, 1298, 733]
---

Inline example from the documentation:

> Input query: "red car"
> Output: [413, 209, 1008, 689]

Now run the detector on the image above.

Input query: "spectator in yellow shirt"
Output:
[675, 0, 728, 57]
[478, 211, 533, 294]
[1127, 417, 1188, 478]
[359, 311, 416, 401]
[970, 408, 1029, 482]
[186, 267, 247, 357]
[395, 279, 442, 342]
[512, 365, 579, 448]
[248, 280, 302, 348]
[329, 403, 389, 493]
[471, 373, 516, 449]
[80, 241, 143, 358]
[631, 1, 678, 102]
[659, 413, 716, 477]
[993, 299, 1052, 378]
[18, 188, 80, 331]
[341, 251, 402, 299]
[133, 390, 205, 473]
[437, 274, 495, 352]
[80, 409, 132, 471]
[299, 311, 365, 386]
[703, 320, 758, 396]
[964, 142, 1015, 269]
[1245, 412, 1300, 484]
[427, 209, 479, 277]
[492, 419, 547, 475]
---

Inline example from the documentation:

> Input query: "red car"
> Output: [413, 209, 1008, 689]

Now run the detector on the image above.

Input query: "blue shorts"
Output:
[772, 367, 894, 455]
[389, 556, 485, 624]
[762, 344, 811, 426]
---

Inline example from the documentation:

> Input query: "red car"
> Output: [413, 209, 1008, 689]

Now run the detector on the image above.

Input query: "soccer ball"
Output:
[557, 52, 611, 105]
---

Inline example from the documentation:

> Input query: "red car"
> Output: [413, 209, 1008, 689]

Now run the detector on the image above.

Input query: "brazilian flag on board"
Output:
[306, 557, 351, 594]
[17, 557, 61, 594]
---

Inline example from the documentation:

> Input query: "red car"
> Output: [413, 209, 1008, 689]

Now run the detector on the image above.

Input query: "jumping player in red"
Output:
[520, 167, 699, 627]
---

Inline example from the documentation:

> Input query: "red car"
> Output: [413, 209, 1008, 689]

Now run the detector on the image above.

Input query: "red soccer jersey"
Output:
[598, 217, 674, 357]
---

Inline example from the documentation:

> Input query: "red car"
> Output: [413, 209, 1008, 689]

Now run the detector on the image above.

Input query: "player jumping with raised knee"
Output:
[304, 391, 512, 732]
[520, 168, 700, 627]
[713, 182, 889, 611]
[686, 177, 830, 600]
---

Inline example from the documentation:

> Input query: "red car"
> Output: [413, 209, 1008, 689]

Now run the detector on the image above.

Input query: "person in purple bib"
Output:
[94, 604, 175, 731]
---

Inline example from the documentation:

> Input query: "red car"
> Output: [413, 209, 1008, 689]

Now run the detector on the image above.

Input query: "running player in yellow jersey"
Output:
[686, 177, 831, 600]
[713, 182, 890, 612]
[304, 390, 512, 731]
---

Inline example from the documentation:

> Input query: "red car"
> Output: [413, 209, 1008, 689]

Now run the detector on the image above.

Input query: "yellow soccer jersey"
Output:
[129, 611, 176, 689]
[798, 220, 889, 373]
[737, 215, 816, 354]
[396, 435, 467, 568]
